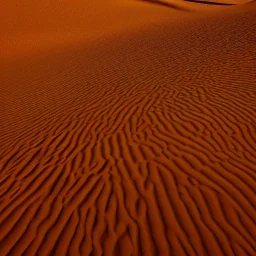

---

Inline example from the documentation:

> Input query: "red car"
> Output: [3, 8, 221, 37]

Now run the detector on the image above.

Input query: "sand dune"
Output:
[1, 0, 256, 255]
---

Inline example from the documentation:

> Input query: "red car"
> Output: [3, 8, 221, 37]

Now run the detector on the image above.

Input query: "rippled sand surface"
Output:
[1, 1, 256, 255]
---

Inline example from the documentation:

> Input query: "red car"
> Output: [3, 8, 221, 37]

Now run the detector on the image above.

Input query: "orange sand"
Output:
[1, 1, 256, 255]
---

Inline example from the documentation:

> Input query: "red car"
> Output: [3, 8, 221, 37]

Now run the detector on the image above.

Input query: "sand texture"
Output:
[1, 1, 256, 255]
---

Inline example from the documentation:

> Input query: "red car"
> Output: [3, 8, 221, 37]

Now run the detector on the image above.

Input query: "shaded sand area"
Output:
[1, 0, 256, 255]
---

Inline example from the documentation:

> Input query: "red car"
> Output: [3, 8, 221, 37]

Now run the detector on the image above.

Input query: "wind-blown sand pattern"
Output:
[1, 1, 256, 255]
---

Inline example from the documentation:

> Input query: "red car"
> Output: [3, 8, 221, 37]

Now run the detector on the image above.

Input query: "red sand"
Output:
[1, 1, 256, 255]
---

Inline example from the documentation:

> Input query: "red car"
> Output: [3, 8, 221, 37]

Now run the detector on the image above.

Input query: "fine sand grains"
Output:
[1, 1, 256, 255]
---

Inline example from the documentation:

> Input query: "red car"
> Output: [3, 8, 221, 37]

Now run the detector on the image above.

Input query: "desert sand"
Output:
[1, 0, 256, 255]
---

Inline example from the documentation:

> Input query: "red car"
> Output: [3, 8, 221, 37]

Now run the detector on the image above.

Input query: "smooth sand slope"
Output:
[1, 1, 256, 255]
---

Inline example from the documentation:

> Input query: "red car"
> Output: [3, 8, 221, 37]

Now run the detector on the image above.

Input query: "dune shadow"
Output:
[140, 0, 238, 11]
[184, 0, 235, 5]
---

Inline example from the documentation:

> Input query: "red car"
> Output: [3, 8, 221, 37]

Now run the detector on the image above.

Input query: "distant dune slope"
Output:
[1, 1, 256, 256]
[139, 0, 252, 12]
